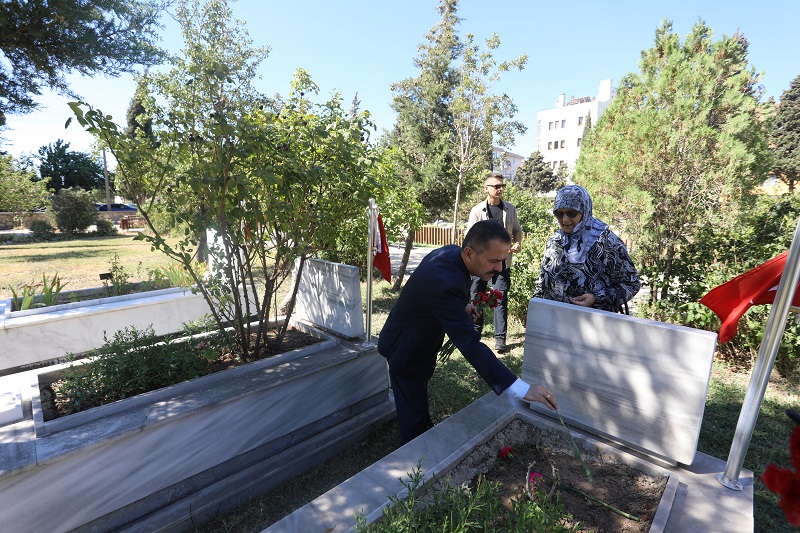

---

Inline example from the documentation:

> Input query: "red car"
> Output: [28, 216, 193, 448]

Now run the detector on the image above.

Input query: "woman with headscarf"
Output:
[533, 184, 640, 312]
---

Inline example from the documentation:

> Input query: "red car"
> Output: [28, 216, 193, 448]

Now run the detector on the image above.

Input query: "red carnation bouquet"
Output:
[437, 287, 503, 363]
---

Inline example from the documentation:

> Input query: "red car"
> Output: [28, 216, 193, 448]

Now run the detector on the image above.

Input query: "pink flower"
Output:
[528, 471, 544, 488]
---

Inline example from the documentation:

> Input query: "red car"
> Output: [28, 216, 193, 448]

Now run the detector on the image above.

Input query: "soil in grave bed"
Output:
[445, 418, 667, 532]
[41, 328, 321, 422]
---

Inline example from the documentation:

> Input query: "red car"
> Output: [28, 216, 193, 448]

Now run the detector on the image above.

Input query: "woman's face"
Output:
[554, 209, 583, 234]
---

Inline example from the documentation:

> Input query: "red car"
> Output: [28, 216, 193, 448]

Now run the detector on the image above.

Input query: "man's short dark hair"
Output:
[462, 220, 511, 253]
[485, 172, 504, 182]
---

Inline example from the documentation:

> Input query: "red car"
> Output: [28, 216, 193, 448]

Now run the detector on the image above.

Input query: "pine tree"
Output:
[515, 151, 561, 193]
[772, 74, 800, 193]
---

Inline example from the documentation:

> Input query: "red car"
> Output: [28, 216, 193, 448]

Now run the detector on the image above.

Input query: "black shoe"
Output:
[495, 341, 509, 353]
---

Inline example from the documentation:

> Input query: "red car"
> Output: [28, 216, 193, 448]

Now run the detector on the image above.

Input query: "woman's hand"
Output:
[569, 293, 596, 307]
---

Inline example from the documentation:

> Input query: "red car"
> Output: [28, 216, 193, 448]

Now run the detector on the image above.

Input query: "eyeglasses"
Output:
[554, 210, 580, 219]
[486, 183, 505, 190]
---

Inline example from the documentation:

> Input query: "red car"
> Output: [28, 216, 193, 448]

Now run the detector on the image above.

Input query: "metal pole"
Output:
[363, 199, 378, 347]
[717, 216, 800, 490]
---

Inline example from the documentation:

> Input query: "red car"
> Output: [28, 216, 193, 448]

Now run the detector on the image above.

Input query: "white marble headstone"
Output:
[522, 298, 717, 465]
[293, 258, 365, 339]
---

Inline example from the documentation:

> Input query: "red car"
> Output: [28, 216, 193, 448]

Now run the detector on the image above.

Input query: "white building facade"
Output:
[492, 146, 525, 181]
[536, 79, 615, 174]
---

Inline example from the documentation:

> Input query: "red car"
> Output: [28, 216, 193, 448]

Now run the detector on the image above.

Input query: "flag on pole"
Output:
[699, 251, 800, 343]
[374, 214, 392, 283]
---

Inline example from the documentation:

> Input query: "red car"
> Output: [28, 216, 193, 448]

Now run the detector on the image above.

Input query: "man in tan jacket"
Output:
[467, 172, 522, 352]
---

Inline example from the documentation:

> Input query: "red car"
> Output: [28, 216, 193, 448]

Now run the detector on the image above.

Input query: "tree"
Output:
[387, 0, 461, 288]
[0, 155, 51, 212]
[515, 151, 562, 193]
[554, 162, 570, 187]
[0, 0, 166, 119]
[71, 0, 378, 360]
[575, 20, 772, 307]
[449, 32, 527, 242]
[38, 140, 106, 192]
[772, 74, 800, 194]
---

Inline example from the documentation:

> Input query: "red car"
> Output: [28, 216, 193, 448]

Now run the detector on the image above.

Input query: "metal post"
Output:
[363, 199, 378, 347]
[717, 216, 800, 490]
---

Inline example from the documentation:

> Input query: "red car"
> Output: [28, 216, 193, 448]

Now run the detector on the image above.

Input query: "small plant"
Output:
[94, 218, 118, 236]
[104, 254, 132, 296]
[9, 284, 37, 311]
[150, 261, 205, 289]
[40, 272, 67, 306]
[27, 219, 55, 239]
[58, 323, 222, 415]
[354, 461, 578, 532]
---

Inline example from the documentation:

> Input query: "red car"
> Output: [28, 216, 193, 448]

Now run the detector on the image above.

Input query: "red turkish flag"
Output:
[699, 251, 800, 343]
[374, 214, 391, 283]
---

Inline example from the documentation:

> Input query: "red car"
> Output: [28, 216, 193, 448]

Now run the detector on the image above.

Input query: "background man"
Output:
[467, 172, 522, 353]
[378, 220, 557, 444]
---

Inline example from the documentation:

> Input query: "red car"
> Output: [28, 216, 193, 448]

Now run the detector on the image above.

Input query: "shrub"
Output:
[27, 218, 55, 238]
[58, 325, 219, 414]
[94, 218, 117, 236]
[51, 187, 98, 234]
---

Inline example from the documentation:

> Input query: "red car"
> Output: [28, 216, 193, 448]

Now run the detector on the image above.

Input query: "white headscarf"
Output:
[553, 185, 608, 264]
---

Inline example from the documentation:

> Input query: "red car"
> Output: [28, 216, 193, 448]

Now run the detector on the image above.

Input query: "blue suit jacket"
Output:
[378, 245, 517, 395]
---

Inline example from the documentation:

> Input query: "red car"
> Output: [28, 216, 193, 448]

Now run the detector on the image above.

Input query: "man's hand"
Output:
[465, 302, 482, 322]
[523, 384, 558, 410]
[569, 293, 595, 307]
[509, 242, 521, 254]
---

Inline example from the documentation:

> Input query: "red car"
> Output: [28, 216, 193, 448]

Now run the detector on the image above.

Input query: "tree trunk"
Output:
[391, 230, 415, 292]
[451, 168, 465, 245]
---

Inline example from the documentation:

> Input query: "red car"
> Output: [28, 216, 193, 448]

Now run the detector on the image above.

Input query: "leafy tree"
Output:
[37, 140, 106, 192]
[71, 0, 378, 360]
[387, 0, 460, 288]
[51, 186, 98, 234]
[0, 0, 166, 118]
[575, 20, 772, 306]
[771, 74, 800, 193]
[554, 162, 570, 187]
[515, 150, 561, 193]
[0, 154, 51, 212]
[449, 32, 527, 241]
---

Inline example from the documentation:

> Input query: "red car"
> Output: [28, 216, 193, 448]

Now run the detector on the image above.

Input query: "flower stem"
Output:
[561, 483, 641, 521]
[555, 409, 594, 482]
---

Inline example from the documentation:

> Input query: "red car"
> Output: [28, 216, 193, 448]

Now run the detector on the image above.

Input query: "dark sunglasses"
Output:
[486, 183, 505, 190]
[554, 210, 580, 219]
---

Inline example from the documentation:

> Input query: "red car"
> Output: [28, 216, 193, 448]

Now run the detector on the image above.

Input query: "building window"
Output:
[547, 141, 552, 150]
[578, 116, 584, 126]
[549, 121, 553, 130]
[554, 121, 559, 130]
[561, 119, 566, 128]
[560, 140, 565, 148]
[553, 142, 558, 150]
[577, 138, 582, 147]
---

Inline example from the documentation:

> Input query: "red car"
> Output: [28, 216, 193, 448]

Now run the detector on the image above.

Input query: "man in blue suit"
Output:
[378, 220, 558, 444]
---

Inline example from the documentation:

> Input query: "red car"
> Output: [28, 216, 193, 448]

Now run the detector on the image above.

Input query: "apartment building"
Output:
[536, 79, 615, 174]
[492, 146, 525, 181]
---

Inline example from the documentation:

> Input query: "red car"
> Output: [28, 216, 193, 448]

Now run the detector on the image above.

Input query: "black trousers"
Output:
[470, 267, 511, 342]
[389, 370, 434, 445]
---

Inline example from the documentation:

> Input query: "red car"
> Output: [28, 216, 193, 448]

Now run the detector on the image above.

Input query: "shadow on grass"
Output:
[699, 375, 796, 532]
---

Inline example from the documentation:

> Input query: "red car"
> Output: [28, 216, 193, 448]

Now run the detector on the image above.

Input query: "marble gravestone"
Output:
[293, 258, 365, 339]
[522, 298, 717, 465]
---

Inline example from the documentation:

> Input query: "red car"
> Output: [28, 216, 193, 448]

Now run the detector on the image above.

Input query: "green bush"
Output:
[59, 325, 219, 414]
[27, 218, 55, 238]
[51, 187, 98, 234]
[94, 218, 117, 236]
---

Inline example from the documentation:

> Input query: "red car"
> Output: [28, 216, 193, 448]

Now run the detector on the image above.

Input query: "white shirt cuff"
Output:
[507, 378, 529, 399]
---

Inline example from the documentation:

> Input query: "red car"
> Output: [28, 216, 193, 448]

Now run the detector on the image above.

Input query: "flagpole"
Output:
[718, 216, 800, 490]
[363, 199, 378, 347]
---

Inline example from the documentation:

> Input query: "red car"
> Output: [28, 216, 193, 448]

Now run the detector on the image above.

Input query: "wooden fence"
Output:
[413, 225, 464, 247]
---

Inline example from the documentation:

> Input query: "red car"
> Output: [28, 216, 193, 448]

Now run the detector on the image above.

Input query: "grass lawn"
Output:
[0, 234, 182, 299]
[1, 237, 796, 531]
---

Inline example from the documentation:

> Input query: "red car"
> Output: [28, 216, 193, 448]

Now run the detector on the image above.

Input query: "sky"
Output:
[2, 0, 799, 163]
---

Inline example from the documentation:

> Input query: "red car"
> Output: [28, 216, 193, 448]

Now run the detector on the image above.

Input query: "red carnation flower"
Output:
[763, 426, 800, 526]
[498, 445, 514, 459]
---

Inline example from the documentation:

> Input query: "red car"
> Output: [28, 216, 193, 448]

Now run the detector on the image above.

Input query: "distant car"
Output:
[96, 203, 137, 211]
